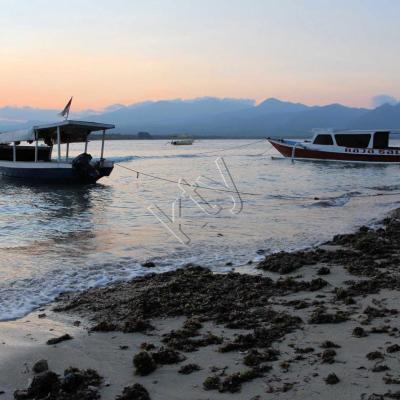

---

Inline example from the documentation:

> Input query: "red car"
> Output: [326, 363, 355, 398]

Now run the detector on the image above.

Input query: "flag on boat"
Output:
[59, 97, 73, 119]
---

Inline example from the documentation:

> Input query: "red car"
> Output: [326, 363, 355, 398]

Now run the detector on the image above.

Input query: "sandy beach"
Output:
[3, 210, 400, 399]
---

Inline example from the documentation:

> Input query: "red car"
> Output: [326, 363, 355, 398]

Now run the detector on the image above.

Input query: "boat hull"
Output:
[171, 140, 194, 145]
[0, 161, 114, 184]
[268, 139, 400, 163]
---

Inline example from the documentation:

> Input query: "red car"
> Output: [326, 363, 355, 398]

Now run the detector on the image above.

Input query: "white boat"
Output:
[171, 135, 194, 145]
[0, 119, 115, 184]
[268, 130, 400, 163]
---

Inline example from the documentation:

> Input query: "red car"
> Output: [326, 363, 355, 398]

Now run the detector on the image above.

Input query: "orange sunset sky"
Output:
[0, 0, 399, 110]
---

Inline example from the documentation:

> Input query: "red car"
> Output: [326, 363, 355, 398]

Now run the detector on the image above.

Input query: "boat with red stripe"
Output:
[268, 130, 400, 163]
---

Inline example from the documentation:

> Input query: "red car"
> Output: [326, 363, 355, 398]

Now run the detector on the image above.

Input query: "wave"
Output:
[0, 257, 154, 321]
[307, 191, 362, 208]
[367, 184, 400, 192]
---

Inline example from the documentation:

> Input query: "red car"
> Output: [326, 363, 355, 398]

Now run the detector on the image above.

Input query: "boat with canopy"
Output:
[0, 119, 115, 183]
[170, 135, 194, 145]
[268, 130, 400, 163]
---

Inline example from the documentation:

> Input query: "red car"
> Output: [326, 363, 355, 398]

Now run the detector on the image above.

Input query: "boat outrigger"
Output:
[0, 120, 115, 184]
[268, 130, 400, 163]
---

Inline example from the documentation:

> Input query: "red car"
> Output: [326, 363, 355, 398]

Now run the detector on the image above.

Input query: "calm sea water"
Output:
[1, 138, 400, 320]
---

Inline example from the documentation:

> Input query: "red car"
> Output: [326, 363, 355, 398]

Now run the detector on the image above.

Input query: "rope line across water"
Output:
[115, 163, 262, 196]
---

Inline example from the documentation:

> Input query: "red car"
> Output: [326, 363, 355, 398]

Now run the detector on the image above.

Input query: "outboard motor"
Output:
[72, 153, 99, 182]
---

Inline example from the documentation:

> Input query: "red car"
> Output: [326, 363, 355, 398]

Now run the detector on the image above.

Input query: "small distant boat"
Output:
[0, 120, 115, 184]
[268, 130, 400, 163]
[171, 135, 194, 145]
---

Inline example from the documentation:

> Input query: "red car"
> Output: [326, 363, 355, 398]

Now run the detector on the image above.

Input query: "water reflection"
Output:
[0, 181, 113, 259]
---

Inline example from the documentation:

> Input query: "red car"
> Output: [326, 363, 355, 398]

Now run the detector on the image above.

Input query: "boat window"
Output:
[335, 134, 371, 148]
[313, 134, 333, 145]
[373, 132, 389, 149]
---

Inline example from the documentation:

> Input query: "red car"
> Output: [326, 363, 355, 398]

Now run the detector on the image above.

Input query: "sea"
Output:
[1, 138, 400, 321]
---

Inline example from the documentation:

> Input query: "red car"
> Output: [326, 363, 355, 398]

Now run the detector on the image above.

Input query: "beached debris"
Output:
[384, 391, 400, 399]
[178, 363, 201, 374]
[324, 373, 340, 385]
[275, 277, 328, 292]
[383, 376, 400, 385]
[219, 369, 263, 393]
[372, 365, 390, 373]
[219, 318, 300, 353]
[46, 334, 73, 345]
[363, 306, 398, 322]
[243, 348, 280, 366]
[62, 367, 102, 392]
[308, 307, 348, 324]
[133, 352, 157, 376]
[266, 382, 295, 393]
[387, 344, 400, 353]
[366, 395, 384, 400]
[293, 346, 314, 354]
[334, 287, 355, 305]
[321, 349, 336, 364]
[320, 340, 341, 349]
[353, 326, 368, 338]
[115, 383, 151, 400]
[91, 321, 117, 332]
[13, 367, 102, 400]
[257, 250, 320, 273]
[203, 369, 262, 393]
[32, 359, 49, 374]
[367, 351, 384, 361]
[317, 266, 331, 275]
[140, 342, 155, 351]
[203, 376, 221, 391]
[161, 318, 222, 351]
[133, 347, 185, 375]
[151, 348, 185, 365]
[54, 267, 302, 347]
[14, 371, 59, 399]
[123, 319, 154, 333]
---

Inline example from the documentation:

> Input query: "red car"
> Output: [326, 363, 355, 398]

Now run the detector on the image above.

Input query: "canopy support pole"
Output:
[57, 126, 61, 163]
[84, 134, 88, 153]
[34, 130, 38, 162]
[13, 142, 16, 162]
[100, 129, 105, 161]
[66, 142, 69, 161]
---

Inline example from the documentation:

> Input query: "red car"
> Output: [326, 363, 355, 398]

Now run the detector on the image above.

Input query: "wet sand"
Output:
[3, 210, 400, 399]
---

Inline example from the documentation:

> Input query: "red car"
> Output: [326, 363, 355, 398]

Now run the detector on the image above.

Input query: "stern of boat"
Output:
[96, 159, 114, 177]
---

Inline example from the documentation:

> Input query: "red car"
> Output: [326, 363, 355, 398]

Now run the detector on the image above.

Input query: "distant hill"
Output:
[0, 97, 399, 138]
[349, 103, 400, 129]
[278, 104, 368, 136]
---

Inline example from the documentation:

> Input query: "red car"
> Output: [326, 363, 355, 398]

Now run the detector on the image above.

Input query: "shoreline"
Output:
[3, 209, 400, 399]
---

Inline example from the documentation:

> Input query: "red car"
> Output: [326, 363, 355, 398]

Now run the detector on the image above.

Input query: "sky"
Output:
[0, 0, 399, 110]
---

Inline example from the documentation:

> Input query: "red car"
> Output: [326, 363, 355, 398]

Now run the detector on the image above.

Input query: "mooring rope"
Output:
[116, 163, 400, 202]
[193, 138, 267, 155]
[115, 163, 262, 196]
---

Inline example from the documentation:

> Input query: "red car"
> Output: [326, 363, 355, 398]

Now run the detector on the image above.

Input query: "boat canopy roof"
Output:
[315, 129, 399, 136]
[0, 120, 115, 144]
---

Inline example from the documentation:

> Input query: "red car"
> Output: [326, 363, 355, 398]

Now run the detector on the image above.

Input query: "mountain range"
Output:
[0, 97, 399, 138]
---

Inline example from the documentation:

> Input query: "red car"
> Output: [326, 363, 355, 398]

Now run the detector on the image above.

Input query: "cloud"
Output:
[372, 94, 398, 107]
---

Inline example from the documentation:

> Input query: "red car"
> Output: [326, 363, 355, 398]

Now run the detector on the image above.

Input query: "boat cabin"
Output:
[311, 130, 392, 149]
[0, 120, 115, 184]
